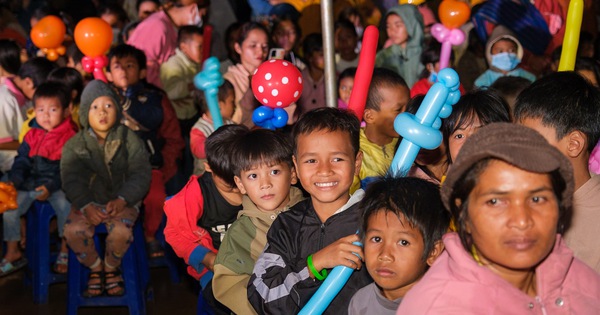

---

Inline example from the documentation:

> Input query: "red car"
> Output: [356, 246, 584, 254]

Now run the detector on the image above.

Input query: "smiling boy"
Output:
[248, 108, 371, 315]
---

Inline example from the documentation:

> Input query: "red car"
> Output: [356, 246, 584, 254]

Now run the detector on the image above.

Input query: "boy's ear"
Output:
[565, 130, 587, 159]
[233, 176, 247, 194]
[354, 150, 363, 176]
[292, 155, 299, 171]
[139, 68, 147, 80]
[426, 240, 445, 267]
[203, 162, 212, 173]
[290, 166, 298, 185]
[363, 108, 375, 124]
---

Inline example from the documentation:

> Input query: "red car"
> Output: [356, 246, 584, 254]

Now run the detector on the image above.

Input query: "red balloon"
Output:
[74, 17, 113, 57]
[438, 0, 471, 29]
[30, 15, 66, 49]
[251, 59, 303, 109]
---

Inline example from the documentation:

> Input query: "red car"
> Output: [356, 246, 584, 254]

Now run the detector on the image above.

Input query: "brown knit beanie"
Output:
[441, 122, 574, 211]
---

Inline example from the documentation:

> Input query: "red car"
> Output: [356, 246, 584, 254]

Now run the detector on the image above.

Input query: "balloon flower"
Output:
[431, 0, 470, 70]
[194, 57, 225, 129]
[390, 68, 461, 176]
[251, 59, 303, 129]
[347, 25, 378, 121]
[30, 15, 66, 61]
[558, 0, 583, 71]
[74, 17, 113, 82]
[0, 182, 17, 213]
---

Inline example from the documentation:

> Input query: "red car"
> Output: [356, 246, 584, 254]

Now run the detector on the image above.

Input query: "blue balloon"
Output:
[389, 68, 461, 175]
[194, 57, 225, 128]
[272, 108, 288, 128]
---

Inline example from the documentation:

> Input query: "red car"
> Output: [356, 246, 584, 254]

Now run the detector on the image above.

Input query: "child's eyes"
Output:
[398, 239, 410, 246]
[369, 236, 382, 243]
[270, 169, 280, 175]
[531, 196, 547, 203]
[486, 198, 499, 206]
[453, 133, 464, 140]
[246, 174, 257, 180]
[304, 159, 317, 164]
[332, 157, 344, 162]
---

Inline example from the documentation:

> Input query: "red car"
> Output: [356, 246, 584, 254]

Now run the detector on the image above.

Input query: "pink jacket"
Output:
[398, 233, 600, 314]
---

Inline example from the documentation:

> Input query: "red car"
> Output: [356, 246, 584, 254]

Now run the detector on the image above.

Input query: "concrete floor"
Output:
[0, 266, 198, 315]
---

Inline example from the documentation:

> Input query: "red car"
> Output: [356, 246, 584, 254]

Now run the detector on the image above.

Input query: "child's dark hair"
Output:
[337, 67, 356, 86]
[442, 89, 511, 162]
[66, 43, 84, 65]
[514, 71, 600, 153]
[178, 25, 203, 45]
[33, 82, 70, 110]
[0, 39, 21, 75]
[366, 67, 408, 111]
[98, 3, 129, 26]
[205, 124, 250, 187]
[47, 67, 84, 105]
[136, 0, 160, 12]
[236, 22, 269, 47]
[418, 42, 451, 79]
[292, 107, 360, 156]
[334, 18, 357, 38]
[361, 176, 450, 262]
[17, 57, 57, 88]
[489, 76, 531, 109]
[198, 80, 234, 114]
[225, 21, 243, 63]
[107, 44, 147, 72]
[232, 129, 293, 176]
[575, 57, 600, 86]
[302, 33, 323, 60]
[272, 16, 302, 42]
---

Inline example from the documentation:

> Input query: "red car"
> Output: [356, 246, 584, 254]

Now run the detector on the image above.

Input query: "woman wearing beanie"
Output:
[397, 123, 600, 314]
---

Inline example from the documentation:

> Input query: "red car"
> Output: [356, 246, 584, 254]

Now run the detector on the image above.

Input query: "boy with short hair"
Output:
[348, 176, 450, 314]
[474, 26, 536, 88]
[514, 71, 600, 273]
[0, 57, 56, 173]
[248, 107, 371, 314]
[212, 129, 305, 315]
[164, 124, 248, 312]
[106, 43, 168, 257]
[61, 80, 152, 296]
[190, 80, 236, 175]
[160, 25, 204, 133]
[355, 67, 410, 190]
[0, 82, 78, 276]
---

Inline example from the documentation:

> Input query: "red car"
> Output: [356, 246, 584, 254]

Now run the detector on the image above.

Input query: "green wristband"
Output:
[307, 254, 327, 281]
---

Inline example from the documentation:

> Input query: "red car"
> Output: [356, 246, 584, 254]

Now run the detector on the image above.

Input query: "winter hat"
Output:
[79, 80, 122, 128]
[485, 25, 524, 66]
[441, 122, 574, 211]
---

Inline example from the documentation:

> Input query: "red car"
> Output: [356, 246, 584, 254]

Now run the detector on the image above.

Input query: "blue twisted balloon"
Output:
[298, 241, 362, 315]
[194, 57, 224, 129]
[252, 106, 288, 130]
[389, 68, 461, 176]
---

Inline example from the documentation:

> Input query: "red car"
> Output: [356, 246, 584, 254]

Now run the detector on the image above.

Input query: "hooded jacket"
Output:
[474, 25, 536, 87]
[397, 233, 600, 314]
[213, 187, 305, 315]
[247, 191, 372, 315]
[375, 4, 424, 87]
[61, 80, 151, 210]
[10, 117, 78, 193]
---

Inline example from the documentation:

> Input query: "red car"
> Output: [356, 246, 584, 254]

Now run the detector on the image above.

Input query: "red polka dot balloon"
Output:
[252, 59, 303, 109]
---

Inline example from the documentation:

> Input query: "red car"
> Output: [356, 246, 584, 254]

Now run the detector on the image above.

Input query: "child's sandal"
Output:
[105, 270, 125, 296]
[83, 271, 104, 297]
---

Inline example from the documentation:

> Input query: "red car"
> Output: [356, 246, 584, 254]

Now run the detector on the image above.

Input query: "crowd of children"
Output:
[1, 0, 600, 314]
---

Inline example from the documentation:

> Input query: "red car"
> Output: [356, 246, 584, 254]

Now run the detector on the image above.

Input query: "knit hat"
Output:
[485, 25, 524, 68]
[441, 122, 574, 211]
[79, 80, 122, 128]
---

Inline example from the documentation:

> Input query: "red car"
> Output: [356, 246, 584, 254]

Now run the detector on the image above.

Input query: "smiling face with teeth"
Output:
[293, 129, 362, 218]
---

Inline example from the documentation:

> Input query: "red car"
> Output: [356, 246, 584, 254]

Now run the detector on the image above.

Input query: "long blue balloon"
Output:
[389, 68, 461, 176]
[298, 68, 462, 315]
[298, 242, 362, 315]
[194, 57, 224, 129]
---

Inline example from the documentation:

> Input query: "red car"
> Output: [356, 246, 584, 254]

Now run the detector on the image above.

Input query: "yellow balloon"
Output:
[558, 0, 583, 71]
[399, 0, 425, 5]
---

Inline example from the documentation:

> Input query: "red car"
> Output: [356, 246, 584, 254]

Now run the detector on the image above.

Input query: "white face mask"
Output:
[188, 5, 203, 27]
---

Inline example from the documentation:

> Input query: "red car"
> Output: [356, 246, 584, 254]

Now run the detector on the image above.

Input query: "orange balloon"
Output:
[30, 15, 66, 49]
[438, 0, 471, 29]
[0, 182, 17, 213]
[74, 17, 113, 57]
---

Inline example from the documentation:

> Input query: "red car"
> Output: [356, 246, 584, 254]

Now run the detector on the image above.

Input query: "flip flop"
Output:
[0, 257, 28, 277]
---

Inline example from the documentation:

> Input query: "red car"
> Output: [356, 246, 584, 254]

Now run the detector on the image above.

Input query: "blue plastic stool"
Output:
[67, 222, 150, 315]
[25, 201, 67, 304]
